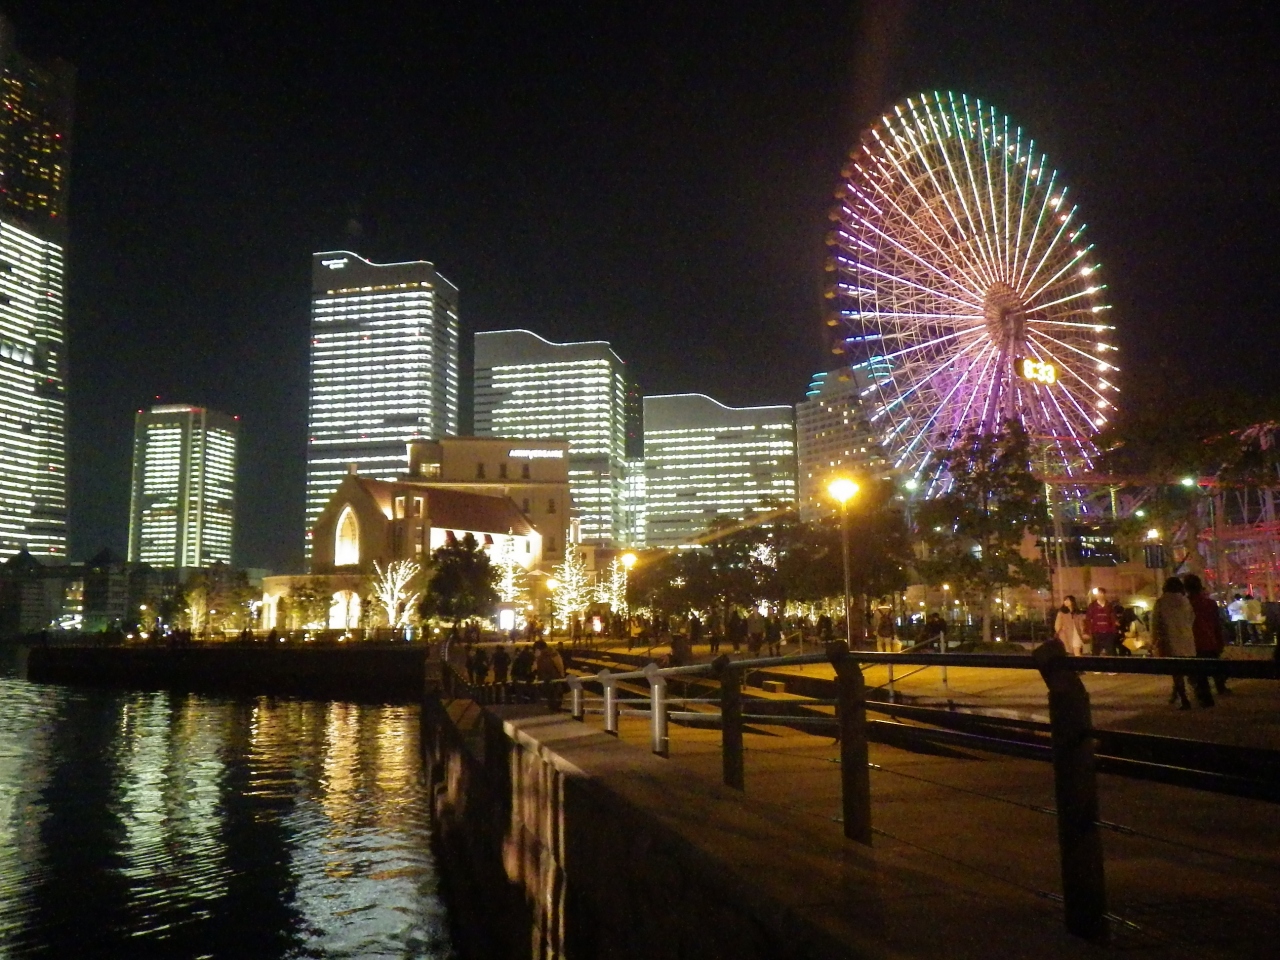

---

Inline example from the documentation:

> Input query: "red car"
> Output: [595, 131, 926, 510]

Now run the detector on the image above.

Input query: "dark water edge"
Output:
[0, 648, 454, 959]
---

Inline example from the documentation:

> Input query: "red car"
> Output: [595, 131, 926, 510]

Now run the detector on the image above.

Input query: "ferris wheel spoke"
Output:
[910, 97, 1002, 289]
[895, 345, 996, 463]
[1022, 242, 1095, 305]
[859, 132, 994, 295]
[849, 260, 984, 310]
[1013, 167, 1060, 288]
[839, 199, 987, 305]
[943, 93, 1002, 281]
[924, 97, 998, 288]
[1020, 204, 1082, 297]
[1032, 284, 1107, 312]
[976, 104, 1007, 275]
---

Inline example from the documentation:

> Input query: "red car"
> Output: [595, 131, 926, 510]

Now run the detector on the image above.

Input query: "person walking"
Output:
[766, 616, 782, 657]
[1244, 593, 1263, 644]
[472, 646, 490, 687]
[1054, 595, 1085, 655]
[1085, 589, 1120, 656]
[1151, 576, 1198, 710]
[746, 609, 765, 656]
[689, 612, 704, 650]
[1183, 574, 1226, 702]
[708, 610, 722, 655]
[873, 600, 896, 652]
[512, 644, 535, 701]
[925, 611, 948, 652]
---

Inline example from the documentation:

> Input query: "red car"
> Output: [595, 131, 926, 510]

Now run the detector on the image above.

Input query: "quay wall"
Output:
[23, 644, 430, 701]
[423, 696, 883, 960]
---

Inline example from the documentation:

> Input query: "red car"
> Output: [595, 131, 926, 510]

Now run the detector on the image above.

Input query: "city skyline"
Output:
[4, 2, 1276, 570]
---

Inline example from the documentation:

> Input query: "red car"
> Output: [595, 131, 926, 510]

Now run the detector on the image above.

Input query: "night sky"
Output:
[10, 1, 1279, 572]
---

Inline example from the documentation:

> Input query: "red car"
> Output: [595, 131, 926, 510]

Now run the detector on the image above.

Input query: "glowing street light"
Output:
[828, 478, 860, 646]
[1146, 528, 1160, 541]
[1180, 477, 1196, 487]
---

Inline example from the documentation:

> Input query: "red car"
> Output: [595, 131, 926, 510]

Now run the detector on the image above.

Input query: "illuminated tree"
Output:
[551, 548, 591, 628]
[593, 557, 628, 613]
[287, 577, 332, 629]
[371, 559, 423, 628]
[492, 541, 530, 605]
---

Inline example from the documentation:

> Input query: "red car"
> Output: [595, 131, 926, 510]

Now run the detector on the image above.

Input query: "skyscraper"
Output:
[127, 405, 238, 569]
[0, 16, 73, 560]
[306, 251, 459, 557]
[795, 368, 886, 520]
[642, 394, 797, 548]
[473, 329, 627, 545]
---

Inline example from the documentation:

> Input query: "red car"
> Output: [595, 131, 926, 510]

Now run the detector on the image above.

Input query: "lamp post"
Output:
[828, 478, 859, 646]
[546, 576, 560, 638]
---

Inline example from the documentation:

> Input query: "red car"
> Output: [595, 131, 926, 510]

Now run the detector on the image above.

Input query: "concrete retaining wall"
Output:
[423, 696, 883, 960]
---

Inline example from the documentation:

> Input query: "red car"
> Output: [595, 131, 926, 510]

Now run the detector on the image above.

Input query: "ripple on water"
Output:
[0, 676, 453, 959]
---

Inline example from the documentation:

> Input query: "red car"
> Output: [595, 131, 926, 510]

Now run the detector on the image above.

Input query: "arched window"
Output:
[335, 506, 360, 566]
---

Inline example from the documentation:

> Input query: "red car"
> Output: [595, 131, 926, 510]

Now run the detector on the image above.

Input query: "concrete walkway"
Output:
[565, 643, 1280, 957]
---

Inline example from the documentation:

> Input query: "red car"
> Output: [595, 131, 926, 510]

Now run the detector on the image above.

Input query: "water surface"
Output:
[0, 662, 452, 958]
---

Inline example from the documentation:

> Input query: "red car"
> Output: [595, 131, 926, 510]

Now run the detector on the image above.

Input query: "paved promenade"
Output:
[566, 643, 1280, 957]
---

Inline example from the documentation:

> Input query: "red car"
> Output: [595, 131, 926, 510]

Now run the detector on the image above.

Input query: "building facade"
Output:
[0, 16, 73, 560]
[262, 438, 571, 630]
[127, 405, 238, 568]
[642, 394, 797, 548]
[473, 329, 627, 545]
[306, 250, 459, 557]
[795, 368, 886, 520]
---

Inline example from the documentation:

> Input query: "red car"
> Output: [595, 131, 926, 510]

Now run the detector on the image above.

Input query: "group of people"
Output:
[1055, 579, 1232, 709]
[463, 639, 566, 709]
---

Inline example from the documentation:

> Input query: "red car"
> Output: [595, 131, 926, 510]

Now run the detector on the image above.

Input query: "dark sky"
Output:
[10, 1, 1279, 572]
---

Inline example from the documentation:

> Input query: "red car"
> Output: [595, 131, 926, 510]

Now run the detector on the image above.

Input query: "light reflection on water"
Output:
[0, 670, 452, 959]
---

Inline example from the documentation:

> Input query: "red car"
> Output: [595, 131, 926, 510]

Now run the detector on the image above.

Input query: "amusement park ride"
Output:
[824, 92, 1278, 597]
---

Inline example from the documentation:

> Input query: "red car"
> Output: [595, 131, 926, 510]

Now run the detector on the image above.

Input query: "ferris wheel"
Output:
[827, 91, 1116, 485]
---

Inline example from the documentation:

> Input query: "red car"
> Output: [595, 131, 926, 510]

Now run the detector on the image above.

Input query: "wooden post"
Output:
[1034, 641, 1108, 941]
[832, 649, 872, 845]
[720, 665, 744, 790]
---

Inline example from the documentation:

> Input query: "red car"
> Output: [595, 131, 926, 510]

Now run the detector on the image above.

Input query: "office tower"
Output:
[306, 250, 459, 556]
[0, 16, 73, 560]
[795, 368, 887, 520]
[127, 405, 238, 568]
[643, 394, 797, 548]
[474, 329, 627, 545]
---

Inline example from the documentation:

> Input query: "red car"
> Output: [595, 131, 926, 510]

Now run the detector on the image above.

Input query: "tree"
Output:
[492, 541, 531, 606]
[550, 548, 591, 628]
[593, 557, 629, 613]
[371, 559, 423, 628]
[916, 421, 1049, 643]
[419, 534, 499, 623]
[287, 577, 333, 629]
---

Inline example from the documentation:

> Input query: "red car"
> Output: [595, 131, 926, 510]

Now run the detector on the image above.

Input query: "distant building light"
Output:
[508, 448, 565, 459]
[321, 257, 349, 270]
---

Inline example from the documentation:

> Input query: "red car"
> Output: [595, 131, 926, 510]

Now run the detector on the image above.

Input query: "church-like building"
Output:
[262, 438, 572, 630]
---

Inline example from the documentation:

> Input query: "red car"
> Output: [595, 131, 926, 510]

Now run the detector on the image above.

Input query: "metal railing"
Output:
[457, 642, 1280, 942]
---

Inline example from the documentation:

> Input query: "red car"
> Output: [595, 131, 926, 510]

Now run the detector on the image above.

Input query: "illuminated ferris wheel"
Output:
[827, 91, 1116, 484]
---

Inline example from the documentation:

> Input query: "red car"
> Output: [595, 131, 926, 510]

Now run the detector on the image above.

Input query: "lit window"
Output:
[414, 497, 424, 517]
[394, 496, 406, 519]
[335, 506, 360, 566]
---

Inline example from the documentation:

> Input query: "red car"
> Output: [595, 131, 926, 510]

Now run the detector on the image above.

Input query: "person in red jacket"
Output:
[1085, 589, 1119, 655]
[1183, 574, 1228, 701]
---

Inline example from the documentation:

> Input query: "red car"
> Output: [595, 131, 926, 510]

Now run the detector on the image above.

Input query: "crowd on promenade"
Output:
[1053, 575, 1258, 709]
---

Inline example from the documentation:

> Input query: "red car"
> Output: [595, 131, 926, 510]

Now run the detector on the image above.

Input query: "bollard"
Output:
[600, 669, 618, 736]
[567, 676, 585, 721]
[719, 662, 745, 789]
[887, 663, 895, 703]
[1034, 641, 1108, 941]
[645, 663, 669, 756]
[831, 647, 872, 845]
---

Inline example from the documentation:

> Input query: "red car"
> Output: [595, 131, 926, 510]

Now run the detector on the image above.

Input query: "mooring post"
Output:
[567, 676, 584, 721]
[1034, 641, 1108, 941]
[831, 645, 872, 845]
[716, 656, 744, 790]
[645, 663, 669, 757]
[600, 669, 618, 736]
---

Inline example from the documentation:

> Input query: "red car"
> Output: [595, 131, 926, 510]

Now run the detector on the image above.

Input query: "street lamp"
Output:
[828, 477, 859, 646]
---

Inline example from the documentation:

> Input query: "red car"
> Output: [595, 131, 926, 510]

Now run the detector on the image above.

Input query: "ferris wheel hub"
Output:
[984, 282, 1026, 347]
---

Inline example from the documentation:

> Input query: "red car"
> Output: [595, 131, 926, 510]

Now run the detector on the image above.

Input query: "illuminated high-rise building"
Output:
[795, 368, 886, 521]
[127, 405, 238, 568]
[306, 251, 459, 556]
[643, 394, 796, 548]
[474, 329, 628, 545]
[0, 15, 73, 560]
